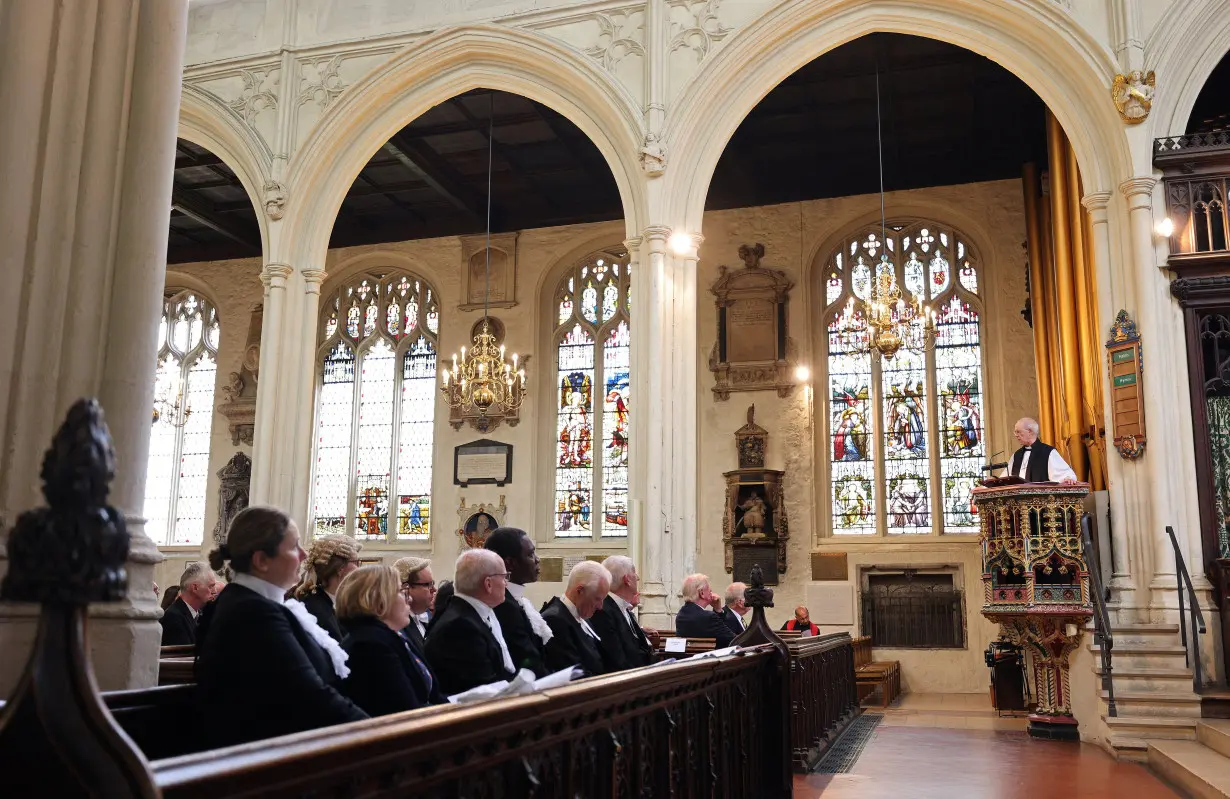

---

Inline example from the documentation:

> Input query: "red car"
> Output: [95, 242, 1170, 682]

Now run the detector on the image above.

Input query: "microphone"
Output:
[981, 462, 1009, 472]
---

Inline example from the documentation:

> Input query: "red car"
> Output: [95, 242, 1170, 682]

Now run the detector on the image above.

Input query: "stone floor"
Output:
[794, 725, 1181, 798]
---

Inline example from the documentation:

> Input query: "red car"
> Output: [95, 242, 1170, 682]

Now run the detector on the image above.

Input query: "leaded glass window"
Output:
[553, 249, 631, 538]
[822, 222, 985, 536]
[143, 290, 219, 546]
[313, 271, 439, 541]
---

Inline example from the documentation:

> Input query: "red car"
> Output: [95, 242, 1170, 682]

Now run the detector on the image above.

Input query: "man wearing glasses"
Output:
[424, 549, 517, 696]
[394, 556, 436, 655]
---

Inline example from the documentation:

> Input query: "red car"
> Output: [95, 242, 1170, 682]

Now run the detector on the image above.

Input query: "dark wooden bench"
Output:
[853, 634, 901, 707]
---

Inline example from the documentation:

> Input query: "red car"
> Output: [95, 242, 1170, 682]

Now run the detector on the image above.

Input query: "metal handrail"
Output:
[1081, 513, 1116, 716]
[1166, 525, 1207, 693]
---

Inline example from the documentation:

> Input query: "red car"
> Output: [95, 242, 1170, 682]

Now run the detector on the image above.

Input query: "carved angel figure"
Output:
[1112, 71, 1155, 124]
[639, 132, 667, 177]
[221, 372, 244, 403]
[263, 181, 287, 220]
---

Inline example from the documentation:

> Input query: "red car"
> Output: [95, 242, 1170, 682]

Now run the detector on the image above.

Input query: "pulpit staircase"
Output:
[1090, 526, 1230, 797]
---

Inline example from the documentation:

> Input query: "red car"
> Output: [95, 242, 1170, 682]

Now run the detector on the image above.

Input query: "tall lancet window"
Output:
[552, 249, 631, 538]
[313, 271, 439, 542]
[822, 222, 986, 536]
[144, 290, 220, 546]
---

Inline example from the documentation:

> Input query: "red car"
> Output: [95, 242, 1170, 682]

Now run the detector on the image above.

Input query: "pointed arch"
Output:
[1146, 0, 1230, 138]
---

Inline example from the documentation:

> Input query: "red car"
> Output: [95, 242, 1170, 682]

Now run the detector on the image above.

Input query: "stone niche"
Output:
[709, 243, 797, 400]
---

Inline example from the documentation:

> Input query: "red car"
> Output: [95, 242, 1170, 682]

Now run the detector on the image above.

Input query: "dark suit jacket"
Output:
[196, 583, 368, 748]
[341, 616, 446, 716]
[401, 617, 428, 655]
[301, 588, 344, 642]
[721, 607, 747, 638]
[540, 597, 607, 677]
[588, 595, 653, 671]
[494, 589, 548, 678]
[675, 601, 734, 648]
[423, 597, 516, 696]
[160, 597, 197, 646]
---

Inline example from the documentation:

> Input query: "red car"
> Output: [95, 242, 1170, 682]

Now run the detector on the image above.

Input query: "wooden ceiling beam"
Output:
[446, 97, 563, 214]
[383, 132, 486, 221]
[170, 184, 259, 250]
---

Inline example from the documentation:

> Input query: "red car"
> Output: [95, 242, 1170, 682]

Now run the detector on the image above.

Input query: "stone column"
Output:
[0, 0, 189, 692]
[250, 263, 294, 505]
[629, 227, 702, 628]
[1120, 177, 1207, 600]
[289, 268, 329, 533]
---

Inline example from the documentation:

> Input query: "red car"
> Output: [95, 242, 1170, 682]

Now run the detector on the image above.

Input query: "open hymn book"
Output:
[447, 666, 582, 704]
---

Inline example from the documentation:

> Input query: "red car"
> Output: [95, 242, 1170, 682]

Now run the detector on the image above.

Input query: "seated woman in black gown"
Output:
[197, 507, 368, 748]
[289, 533, 362, 641]
[336, 565, 447, 716]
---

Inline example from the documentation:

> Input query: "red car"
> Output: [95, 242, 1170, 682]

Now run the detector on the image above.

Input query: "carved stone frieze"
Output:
[581, 10, 645, 71]
[297, 54, 348, 110]
[668, 0, 732, 62]
[225, 68, 279, 126]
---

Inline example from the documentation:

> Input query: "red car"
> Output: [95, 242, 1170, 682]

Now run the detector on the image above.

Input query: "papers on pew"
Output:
[656, 645, 742, 666]
[446, 665, 583, 705]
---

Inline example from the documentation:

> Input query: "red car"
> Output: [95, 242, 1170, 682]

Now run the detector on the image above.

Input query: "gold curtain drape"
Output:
[1020, 112, 1107, 490]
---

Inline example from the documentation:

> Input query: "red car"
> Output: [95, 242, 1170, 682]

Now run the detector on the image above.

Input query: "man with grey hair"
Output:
[423, 549, 517, 695]
[721, 582, 750, 637]
[541, 561, 612, 676]
[160, 561, 216, 646]
[1010, 417, 1077, 484]
[675, 573, 735, 648]
[589, 555, 658, 671]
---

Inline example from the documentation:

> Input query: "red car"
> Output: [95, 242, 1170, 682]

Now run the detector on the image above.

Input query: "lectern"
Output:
[974, 480, 1091, 740]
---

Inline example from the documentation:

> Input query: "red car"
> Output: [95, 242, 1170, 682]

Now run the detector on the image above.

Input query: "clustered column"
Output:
[0, 0, 189, 692]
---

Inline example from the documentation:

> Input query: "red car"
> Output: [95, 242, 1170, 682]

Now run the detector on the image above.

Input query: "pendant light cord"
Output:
[484, 92, 494, 324]
[875, 66, 886, 246]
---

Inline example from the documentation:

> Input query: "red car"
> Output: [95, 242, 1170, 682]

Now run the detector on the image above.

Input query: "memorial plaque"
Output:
[1106, 310, 1145, 459]
[459, 232, 518, 310]
[733, 546, 779, 585]
[811, 552, 848, 581]
[708, 243, 797, 400]
[539, 557, 564, 583]
[454, 439, 513, 486]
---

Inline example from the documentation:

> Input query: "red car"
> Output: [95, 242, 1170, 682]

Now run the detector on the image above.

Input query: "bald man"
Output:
[1010, 417, 1077, 484]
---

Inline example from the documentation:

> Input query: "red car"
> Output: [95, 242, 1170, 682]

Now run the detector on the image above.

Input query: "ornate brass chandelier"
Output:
[441, 93, 526, 428]
[835, 68, 936, 360]
[151, 383, 192, 427]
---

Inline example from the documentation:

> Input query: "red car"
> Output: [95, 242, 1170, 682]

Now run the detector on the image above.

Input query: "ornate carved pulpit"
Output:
[974, 482, 1091, 740]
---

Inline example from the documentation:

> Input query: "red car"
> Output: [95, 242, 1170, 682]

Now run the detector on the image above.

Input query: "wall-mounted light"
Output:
[795, 365, 810, 382]
[1154, 216, 1175, 238]
[668, 232, 693, 256]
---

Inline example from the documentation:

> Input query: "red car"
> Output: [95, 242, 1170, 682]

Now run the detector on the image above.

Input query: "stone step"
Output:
[1091, 645, 1192, 670]
[1201, 721, 1230, 760]
[1149, 740, 1230, 799]
[1100, 690, 1203, 718]
[1104, 714, 1200, 739]
[1089, 623, 1183, 646]
[1091, 665, 1195, 693]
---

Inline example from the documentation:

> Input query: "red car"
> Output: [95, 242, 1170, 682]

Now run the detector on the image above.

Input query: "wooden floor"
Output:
[794, 726, 1181, 798]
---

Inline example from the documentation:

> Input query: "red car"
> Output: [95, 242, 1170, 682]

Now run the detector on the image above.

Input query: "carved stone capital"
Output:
[642, 225, 672, 245]
[1080, 191, 1113, 218]
[260, 262, 294, 288]
[1118, 177, 1157, 202]
[301, 268, 328, 291]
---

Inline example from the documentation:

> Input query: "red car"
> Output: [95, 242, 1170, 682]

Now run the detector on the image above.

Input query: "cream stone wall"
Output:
[693, 179, 1036, 693]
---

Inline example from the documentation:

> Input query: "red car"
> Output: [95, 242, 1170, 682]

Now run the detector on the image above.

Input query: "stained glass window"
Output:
[142, 291, 219, 546]
[312, 271, 440, 541]
[553, 249, 631, 538]
[821, 222, 985, 536]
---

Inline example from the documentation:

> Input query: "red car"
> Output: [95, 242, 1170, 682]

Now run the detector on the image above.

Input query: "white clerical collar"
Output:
[233, 572, 287, 604]
[456, 590, 496, 623]
[507, 582, 526, 601]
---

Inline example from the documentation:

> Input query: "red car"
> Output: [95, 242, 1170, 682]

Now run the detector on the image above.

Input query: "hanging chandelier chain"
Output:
[484, 92, 493, 323]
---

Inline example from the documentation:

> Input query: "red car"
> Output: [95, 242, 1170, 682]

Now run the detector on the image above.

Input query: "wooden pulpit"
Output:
[974, 481, 1092, 740]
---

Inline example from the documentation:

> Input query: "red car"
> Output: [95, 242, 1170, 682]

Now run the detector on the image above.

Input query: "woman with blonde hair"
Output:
[336, 565, 446, 716]
[291, 533, 362, 641]
[196, 506, 367, 747]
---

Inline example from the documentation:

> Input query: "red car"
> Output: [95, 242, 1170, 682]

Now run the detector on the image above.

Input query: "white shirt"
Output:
[1014, 446, 1077, 483]
[456, 591, 516, 673]
[232, 572, 287, 604]
[731, 609, 747, 630]
[508, 582, 553, 643]
[561, 594, 602, 640]
[610, 593, 638, 631]
[412, 613, 428, 640]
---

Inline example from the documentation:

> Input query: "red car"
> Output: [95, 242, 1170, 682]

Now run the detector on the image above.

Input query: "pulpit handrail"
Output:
[1166, 525, 1206, 693]
[1081, 513, 1116, 717]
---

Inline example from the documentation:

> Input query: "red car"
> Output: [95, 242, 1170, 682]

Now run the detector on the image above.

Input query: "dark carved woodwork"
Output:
[787, 634, 860, 771]
[0, 398, 159, 798]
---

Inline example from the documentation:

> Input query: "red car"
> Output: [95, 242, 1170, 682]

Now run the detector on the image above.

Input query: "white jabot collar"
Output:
[233, 572, 287, 604]
[507, 582, 526, 601]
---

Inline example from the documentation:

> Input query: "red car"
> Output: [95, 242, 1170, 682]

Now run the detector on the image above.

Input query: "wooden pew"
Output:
[653, 633, 718, 660]
[852, 634, 901, 708]
[788, 633, 860, 771]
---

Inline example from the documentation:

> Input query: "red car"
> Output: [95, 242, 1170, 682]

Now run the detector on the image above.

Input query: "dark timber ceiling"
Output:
[167, 33, 1050, 264]
[1188, 49, 1230, 133]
